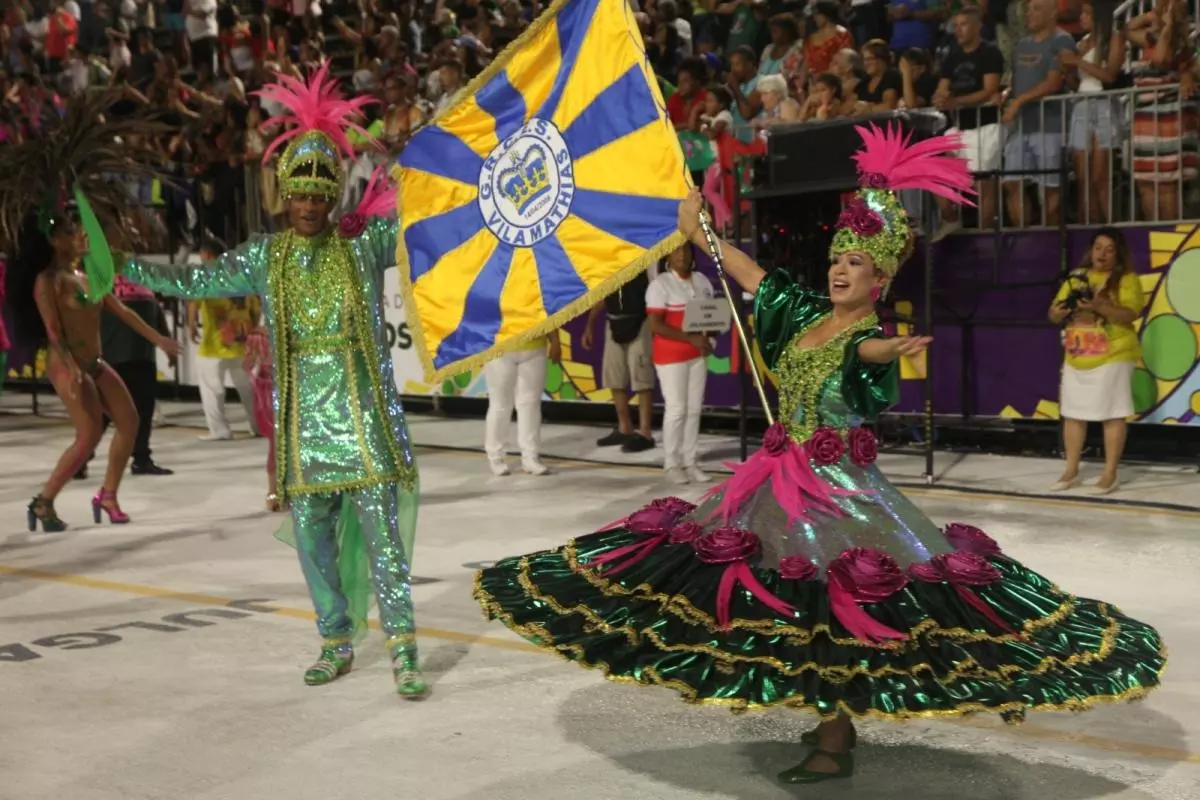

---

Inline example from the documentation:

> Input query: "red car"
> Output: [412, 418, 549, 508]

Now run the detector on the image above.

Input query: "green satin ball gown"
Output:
[475, 270, 1165, 781]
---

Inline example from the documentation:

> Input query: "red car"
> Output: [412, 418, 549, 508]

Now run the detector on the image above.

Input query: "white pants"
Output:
[655, 357, 707, 469]
[198, 356, 258, 438]
[484, 348, 547, 461]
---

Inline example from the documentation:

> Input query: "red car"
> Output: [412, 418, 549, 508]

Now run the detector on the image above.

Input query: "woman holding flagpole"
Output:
[475, 124, 1165, 784]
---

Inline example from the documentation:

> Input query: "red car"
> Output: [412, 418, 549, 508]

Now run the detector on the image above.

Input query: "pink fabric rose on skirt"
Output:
[826, 547, 908, 602]
[944, 523, 1002, 557]
[778, 556, 818, 581]
[693, 526, 760, 564]
[848, 427, 878, 467]
[804, 426, 846, 466]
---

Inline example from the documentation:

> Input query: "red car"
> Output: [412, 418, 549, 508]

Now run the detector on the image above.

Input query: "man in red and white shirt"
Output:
[646, 246, 714, 485]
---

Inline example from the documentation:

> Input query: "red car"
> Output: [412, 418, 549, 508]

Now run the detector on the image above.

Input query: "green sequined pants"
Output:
[291, 482, 417, 658]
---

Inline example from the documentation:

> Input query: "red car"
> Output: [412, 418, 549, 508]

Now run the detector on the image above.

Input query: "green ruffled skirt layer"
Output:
[474, 528, 1166, 721]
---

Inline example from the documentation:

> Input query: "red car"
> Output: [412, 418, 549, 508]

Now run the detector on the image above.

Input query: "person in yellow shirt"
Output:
[1048, 228, 1145, 494]
[186, 237, 262, 441]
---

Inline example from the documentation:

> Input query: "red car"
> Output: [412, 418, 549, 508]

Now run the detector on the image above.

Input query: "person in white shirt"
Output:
[184, 0, 218, 74]
[646, 245, 713, 484]
[484, 333, 562, 476]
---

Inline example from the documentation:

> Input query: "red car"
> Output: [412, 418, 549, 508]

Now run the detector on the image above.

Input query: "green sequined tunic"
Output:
[474, 269, 1165, 721]
[123, 220, 417, 502]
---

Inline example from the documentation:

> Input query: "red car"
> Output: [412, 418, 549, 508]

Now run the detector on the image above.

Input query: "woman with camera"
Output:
[1048, 228, 1146, 494]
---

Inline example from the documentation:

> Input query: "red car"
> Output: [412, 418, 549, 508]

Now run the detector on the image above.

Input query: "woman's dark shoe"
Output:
[131, 460, 174, 476]
[596, 429, 630, 447]
[27, 496, 68, 533]
[777, 749, 855, 785]
[620, 433, 655, 453]
[800, 723, 857, 749]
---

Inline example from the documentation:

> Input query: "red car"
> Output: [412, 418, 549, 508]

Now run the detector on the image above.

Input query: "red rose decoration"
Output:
[778, 556, 818, 581]
[944, 523, 1002, 557]
[859, 171, 889, 189]
[826, 547, 908, 603]
[693, 526, 760, 564]
[804, 426, 846, 466]
[338, 212, 367, 238]
[649, 496, 696, 516]
[906, 560, 944, 582]
[836, 198, 884, 237]
[761, 422, 791, 456]
[668, 521, 704, 544]
[848, 427, 878, 467]
[939, 551, 1001, 586]
[626, 497, 695, 534]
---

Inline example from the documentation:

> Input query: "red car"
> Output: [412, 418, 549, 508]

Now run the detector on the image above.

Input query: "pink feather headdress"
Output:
[354, 164, 397, 220]
[254, 63, 378, 197]
[831, 123, 976, 276]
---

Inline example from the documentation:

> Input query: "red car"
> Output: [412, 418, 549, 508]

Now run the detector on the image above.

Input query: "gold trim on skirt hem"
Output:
[473, 571, 1165, 722]
[513, 557, 1123, 683]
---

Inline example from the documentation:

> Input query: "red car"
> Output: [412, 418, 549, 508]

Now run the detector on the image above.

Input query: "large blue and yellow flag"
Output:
[394, 0, 689, 381]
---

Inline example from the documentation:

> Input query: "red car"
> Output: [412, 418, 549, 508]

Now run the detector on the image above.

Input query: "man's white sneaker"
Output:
[685, 465, 711, 484]
[522, 459, 550, 476]
[665, 466, 690, 485]
[489, 459, 511, 477]
[198, 433, 233, 442]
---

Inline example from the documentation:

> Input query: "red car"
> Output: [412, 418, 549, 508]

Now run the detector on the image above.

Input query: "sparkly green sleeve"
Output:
[752, 269, 830, 371]
[362, 218, 399, 272]
[842, 327, 900, 421]
[121, 235, 271, 299]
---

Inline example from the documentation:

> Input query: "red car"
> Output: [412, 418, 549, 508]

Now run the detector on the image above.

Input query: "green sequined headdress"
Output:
[830, 123, 975, 277]
[256, 63, 377, 200]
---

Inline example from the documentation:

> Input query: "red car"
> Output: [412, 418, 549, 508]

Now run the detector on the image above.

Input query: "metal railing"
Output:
[723, 79, 1198, 233]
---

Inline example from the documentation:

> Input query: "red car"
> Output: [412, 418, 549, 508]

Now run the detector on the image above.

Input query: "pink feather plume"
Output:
[354, 164, 397, 220]
[253, 62, 379, 166]
[851, 123, 976, 207]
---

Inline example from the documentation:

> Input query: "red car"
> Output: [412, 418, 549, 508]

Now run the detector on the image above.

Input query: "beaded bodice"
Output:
[775, 312, 879, 443]
[280, 232, 352, 344]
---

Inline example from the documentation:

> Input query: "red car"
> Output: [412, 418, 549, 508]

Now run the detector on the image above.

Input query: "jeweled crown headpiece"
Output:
[255, 63, 377, 200]
[830, 123, 974, 277]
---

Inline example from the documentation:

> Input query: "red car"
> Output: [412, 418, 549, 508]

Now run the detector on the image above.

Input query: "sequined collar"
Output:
[776, 311, 878, 444]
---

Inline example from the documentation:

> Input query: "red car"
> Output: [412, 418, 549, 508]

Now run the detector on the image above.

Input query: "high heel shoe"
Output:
[92, 489, 131, 524]
[777, 749, 855, 785]
[800, 723, 858, 749]
[26, 496, 68, 533]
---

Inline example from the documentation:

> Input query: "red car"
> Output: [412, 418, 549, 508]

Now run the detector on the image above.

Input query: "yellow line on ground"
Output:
[1, 562, 1196, 764]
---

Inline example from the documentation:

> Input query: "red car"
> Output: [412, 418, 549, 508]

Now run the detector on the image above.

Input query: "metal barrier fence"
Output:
[722, 79, 1196, 232]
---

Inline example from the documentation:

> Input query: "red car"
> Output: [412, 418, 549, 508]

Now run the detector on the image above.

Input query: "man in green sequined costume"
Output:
[121, 67, 428, 699]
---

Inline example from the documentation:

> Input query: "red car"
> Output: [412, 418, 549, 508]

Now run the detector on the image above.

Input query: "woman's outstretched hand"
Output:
[677, 188, 705, 242]
[890, 336, 933, 358]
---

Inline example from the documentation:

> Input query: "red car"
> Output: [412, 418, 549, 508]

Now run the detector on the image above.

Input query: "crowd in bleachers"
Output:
[0, 0, 1197, 242]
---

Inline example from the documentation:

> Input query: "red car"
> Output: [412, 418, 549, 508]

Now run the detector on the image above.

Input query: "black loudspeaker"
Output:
[751, 110, 948, 196]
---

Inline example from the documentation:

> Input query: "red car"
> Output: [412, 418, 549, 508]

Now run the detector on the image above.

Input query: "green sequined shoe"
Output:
[777, 749, 855, 785]
[392, 652, 429, 700]
[303, 645, 354, 686]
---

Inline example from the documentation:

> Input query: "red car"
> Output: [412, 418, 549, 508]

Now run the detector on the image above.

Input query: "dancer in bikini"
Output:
[1, 91, 180, 531]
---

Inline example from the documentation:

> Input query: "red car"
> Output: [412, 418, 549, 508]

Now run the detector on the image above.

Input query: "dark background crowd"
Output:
[0, 0, 1196, 248]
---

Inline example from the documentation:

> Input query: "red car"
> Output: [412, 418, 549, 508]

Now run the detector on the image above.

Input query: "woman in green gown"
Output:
[474, 124, 1165, 784]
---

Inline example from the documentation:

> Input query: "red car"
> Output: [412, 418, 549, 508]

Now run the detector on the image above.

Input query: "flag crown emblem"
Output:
[499, 145, 552, 216]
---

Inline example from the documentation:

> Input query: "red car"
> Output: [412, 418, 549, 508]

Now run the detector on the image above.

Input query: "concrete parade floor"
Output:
[1, 401, 1198, 800]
